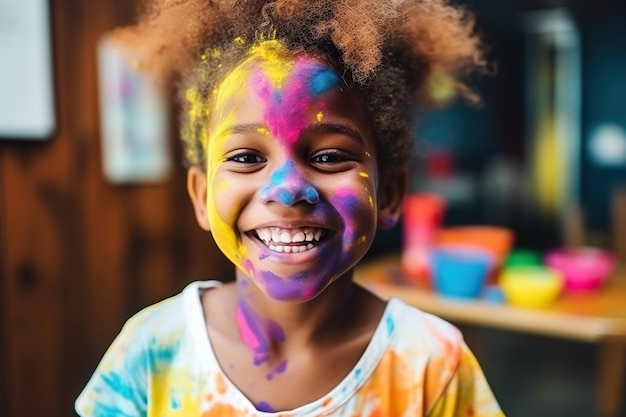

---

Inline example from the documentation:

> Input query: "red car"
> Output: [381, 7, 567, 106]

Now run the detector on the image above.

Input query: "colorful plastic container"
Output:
[544, 247, 616, 293]
[435, 226, 514, 283]
[401, 193, 446, 283]
[500, 265, 564, 308]
[429, 245, 494, 300]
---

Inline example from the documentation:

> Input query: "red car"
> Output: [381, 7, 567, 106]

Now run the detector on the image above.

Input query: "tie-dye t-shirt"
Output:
[75, 281, 505, 417]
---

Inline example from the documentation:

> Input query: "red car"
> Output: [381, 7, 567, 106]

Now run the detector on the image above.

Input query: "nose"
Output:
[259, 161, 320, 206]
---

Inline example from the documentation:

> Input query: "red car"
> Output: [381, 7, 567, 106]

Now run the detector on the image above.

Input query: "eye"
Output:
[227, 153, 265, 164]
[311, 150, 355, 170]
[224, 150, 266, 172]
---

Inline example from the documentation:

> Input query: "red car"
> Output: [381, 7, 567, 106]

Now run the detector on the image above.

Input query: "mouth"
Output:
[252, 226, 329, 253]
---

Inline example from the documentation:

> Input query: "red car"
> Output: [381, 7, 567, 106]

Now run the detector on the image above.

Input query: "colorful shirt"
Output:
[75, 281, 505, 417]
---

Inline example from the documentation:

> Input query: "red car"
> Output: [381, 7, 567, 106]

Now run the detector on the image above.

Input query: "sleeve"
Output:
[426, 343, 505, 417]
[75, 320, 149, 417]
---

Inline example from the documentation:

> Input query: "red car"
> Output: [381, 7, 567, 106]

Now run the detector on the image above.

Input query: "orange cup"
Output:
[435, 226, 514, 283]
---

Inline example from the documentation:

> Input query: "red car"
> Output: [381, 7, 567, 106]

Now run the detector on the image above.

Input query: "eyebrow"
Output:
[219, 122, 365, 145]
[305, 123, 365, 145]
[225, 123, 268, 136]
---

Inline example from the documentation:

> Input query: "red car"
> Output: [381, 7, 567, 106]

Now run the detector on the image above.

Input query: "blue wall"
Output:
[580, 14, 626, 231]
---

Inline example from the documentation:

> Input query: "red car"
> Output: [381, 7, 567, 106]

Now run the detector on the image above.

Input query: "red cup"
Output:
[401, 193, 446, 284]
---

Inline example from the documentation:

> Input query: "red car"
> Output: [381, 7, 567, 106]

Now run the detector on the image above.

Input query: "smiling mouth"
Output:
[253, 227, 329, 253]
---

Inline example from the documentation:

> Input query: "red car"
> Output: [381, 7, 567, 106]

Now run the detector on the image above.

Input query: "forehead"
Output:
[214, 48, 341, 108]
[207, 42, 373, 144]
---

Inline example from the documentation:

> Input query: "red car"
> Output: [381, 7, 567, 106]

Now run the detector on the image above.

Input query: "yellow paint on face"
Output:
[203, 41, 299, 264]
[359, 171, 369, 178]
[256, 127, 270, 136]
[316, 111, 324, 122]
[247, 40, 294, 88]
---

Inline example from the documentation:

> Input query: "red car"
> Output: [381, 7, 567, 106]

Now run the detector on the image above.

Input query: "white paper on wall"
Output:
[0, 0, 55, 140]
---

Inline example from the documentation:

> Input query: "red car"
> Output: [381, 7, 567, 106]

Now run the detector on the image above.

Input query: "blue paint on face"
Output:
[259, 161, 319, 206]
[309, 67, 341, 96]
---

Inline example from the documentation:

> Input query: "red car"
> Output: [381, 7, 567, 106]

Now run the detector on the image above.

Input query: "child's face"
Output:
[189, 46, 400, 302]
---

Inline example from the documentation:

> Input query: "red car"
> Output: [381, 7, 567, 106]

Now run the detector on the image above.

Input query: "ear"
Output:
[187, 166, 211, 231]
[377, 168, 408, 230]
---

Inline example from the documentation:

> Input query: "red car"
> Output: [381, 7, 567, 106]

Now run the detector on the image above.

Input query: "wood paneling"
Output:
[0, 1, 233, 416]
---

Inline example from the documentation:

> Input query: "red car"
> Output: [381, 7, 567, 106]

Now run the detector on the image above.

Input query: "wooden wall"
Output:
[0, 1, 233, 416]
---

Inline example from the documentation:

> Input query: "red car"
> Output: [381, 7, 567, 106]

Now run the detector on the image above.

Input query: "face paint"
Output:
[249, 56, 340, 146]
[259, 161, 320, 206]
[205, 40, 380, 303]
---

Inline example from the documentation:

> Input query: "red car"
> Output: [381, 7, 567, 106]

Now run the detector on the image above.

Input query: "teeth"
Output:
[256, 226, 326, 252]
[293, 231, 305, 242]
[268, 244, 312, 253]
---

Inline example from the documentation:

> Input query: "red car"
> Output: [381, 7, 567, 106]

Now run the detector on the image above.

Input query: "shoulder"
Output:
[128, 281, 220, 326]
[383, 299, 504, 415]
[384, 299, 465, 399]
[112, 280, 221, 356]
[75, 281, 223, 417]
[386, 297, 463, 359]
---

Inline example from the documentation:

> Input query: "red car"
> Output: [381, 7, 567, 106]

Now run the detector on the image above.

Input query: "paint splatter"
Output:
[256, 401, 275, 412]
[249, 57, 340, 145]
[258, 161, 319, 205]
[266, 359, 288, 380]
[235, 299, 285, 366]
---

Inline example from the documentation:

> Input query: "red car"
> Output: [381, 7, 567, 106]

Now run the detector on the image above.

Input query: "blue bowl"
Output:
[429, 245, 494, 299]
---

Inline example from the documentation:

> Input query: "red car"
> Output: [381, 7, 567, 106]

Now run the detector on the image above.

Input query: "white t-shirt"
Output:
[75, 281, 505, 416]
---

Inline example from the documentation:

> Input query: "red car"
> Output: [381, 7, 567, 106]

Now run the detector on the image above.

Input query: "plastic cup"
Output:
[429, 245, 494, 300]
[401, 193, 446, 283]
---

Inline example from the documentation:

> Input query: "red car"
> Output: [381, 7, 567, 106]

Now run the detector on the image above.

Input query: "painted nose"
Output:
[259, 161, 320, 206]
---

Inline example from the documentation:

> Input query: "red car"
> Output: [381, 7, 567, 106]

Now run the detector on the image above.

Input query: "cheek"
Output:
[207, 176, 248, 261]
[331, 182, 377, 250]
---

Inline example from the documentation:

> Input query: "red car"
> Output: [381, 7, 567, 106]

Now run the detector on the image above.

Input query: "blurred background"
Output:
[0, 0, 625, 416]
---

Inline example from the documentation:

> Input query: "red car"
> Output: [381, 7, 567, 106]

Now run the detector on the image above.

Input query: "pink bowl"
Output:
[544, 247, 616, 293]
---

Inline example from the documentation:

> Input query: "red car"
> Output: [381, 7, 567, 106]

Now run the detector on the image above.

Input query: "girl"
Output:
[76, 1, 504, 416]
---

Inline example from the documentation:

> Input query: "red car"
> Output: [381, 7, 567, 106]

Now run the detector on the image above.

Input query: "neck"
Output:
[233, 270, 358, 358]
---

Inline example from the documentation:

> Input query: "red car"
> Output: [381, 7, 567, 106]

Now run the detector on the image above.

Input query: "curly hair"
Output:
[111, 0, 486, 180]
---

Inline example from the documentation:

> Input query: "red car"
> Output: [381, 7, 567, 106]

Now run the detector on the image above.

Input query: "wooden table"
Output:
[354, 254, 626, 417]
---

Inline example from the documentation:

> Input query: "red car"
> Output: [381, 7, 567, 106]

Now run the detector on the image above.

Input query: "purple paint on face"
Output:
[259, 161, 319, 206]
[256, 269, 318, 300]
[331, 187, 363, 248]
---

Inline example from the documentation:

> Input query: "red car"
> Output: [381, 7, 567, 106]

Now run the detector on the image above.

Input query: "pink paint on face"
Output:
[249, 58, 340, 147]
[207, 46, 381, 304]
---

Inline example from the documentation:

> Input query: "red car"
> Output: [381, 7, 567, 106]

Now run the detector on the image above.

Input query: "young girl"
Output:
[76, 1, 504, 416]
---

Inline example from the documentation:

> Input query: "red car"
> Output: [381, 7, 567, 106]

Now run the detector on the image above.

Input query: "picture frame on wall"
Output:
[0, 0, 56, 141]
[96, 36, 172, 184]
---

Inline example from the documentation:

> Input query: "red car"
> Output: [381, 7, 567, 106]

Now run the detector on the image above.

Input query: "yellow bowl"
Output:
[500, 266, 564, 308]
